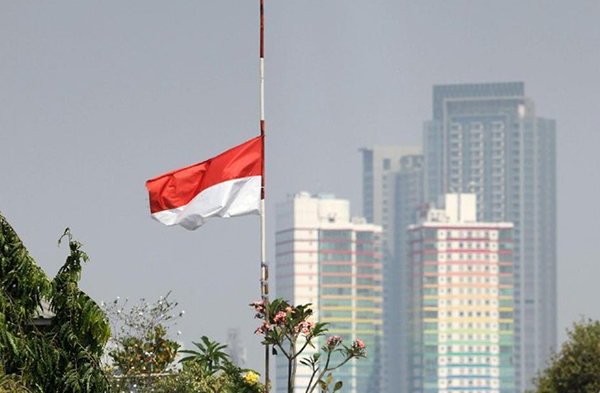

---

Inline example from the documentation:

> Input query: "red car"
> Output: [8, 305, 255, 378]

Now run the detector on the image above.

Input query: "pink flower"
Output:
[254, 326, 265, 334]
[273, 311, 288, 325]
[251, 300, 265, 309]
[285, 306, 295, 314]
[351, 339, 367, 355]
[294, 321, 313, 335]
[326, 335, 342, 347]
[254, 321, 271, 335]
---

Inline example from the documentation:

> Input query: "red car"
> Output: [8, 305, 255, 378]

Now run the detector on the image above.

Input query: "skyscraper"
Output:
[275, 192, 383, 393]
[393, 155, 425, 393]
[408, 194, 515, 393]
[361, 146, 421, 254]
[361, 146, 422, 392]
[423, 82, 556, 391]
[225, 328, 246, 367]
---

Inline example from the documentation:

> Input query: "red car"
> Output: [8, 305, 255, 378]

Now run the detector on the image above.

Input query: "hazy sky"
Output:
[1, 1, 599, 374]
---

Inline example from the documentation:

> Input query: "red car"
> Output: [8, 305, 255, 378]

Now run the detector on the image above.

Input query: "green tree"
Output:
[0, 213, 111, 392]
[103, 292, 182, 391]
[530, 319, 600, 393]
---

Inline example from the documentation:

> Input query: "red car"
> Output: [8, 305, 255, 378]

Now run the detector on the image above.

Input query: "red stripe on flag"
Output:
[146, 136, 263, 214]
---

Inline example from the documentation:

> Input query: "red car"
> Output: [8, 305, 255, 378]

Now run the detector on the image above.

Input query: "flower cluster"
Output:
[243, 371, 260, 386]
[350, 339, 367, 356]
[251, 300, 264, 309]
[251, 299, 265, 319]
[254, 320, 271, 335]
[273, 311, 288, 325]
[294, 321, 314, 336]
[326, 335, 343, 348]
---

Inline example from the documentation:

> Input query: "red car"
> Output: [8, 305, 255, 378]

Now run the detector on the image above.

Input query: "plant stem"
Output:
[275, 341, 291, 358]
[292, 336, 312, 360]
[307, 351, 332, 393]
[327, 356, 353, 372]
[291, 340, 297, 393]
[287, 341, 294, 393]
[304, 365, 318, 393]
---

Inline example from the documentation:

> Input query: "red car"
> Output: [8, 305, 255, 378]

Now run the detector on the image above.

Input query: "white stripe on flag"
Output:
[151, 176, 262, 230]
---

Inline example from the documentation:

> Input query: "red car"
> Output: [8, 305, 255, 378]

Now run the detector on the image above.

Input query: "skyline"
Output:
[1, 1, 599, 378]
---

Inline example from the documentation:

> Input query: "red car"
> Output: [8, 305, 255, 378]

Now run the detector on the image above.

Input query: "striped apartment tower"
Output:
[275, 192, 383, 393]
[408, 194, 515, 393]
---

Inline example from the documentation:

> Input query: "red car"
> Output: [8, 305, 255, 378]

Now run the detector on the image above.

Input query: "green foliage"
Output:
[219, 362, 264, 393]
[530, 319, 600, 393]
[159, 335, 264, 393]
[0, 220, 51, 319]
[0, 214, 52, 377]
[317, 374, 343, 392]
[179, 336, 230, 376]
[0, 213, 111, 392]
[150, 361, 213, 392]
[104, 292, 182, 392]
[150, 357, 265, 393]
[109, 325, 179, 376]
[0, 370, 30, 393]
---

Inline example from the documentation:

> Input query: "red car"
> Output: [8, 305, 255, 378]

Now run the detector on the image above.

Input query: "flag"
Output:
[146, 136, 263, 230]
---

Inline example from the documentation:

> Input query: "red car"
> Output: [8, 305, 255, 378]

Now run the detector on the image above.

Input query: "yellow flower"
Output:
[244, 371, 260, 386]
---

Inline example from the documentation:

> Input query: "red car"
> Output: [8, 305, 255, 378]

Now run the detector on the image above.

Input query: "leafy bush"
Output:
[530, 319, 600, 393]
[0, 213, 111, 392]
[151, 360, 264, 393]
[103, 293, 182, 391]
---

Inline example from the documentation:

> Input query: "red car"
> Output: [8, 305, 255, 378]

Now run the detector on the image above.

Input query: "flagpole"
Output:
[259, 0, 270, 391]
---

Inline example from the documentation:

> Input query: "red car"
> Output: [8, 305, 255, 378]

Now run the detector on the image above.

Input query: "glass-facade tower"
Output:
[361, 146, 422, 392]
[423, 82, 557, 391]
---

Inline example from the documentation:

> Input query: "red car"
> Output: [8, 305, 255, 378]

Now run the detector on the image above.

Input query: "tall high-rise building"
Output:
[275, 192, 383, 393]
[423, 82, 556, 390]
[392, 155, 425, 393]
[408, 194, 515, 393]
[361, 146, 421, 253]
[360, 146, 422, 392]
[225, 328, 246, 367]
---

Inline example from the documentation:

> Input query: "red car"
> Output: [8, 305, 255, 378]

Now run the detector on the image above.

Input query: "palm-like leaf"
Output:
[179, 335, 230, 375]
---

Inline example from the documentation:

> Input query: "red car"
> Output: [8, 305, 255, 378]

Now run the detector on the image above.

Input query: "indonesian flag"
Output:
[145, 136, 263, 230]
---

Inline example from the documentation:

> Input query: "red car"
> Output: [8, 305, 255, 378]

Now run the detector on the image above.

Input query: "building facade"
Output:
[391, 154, 425, 393]
[275, 192, 383, 393]
[409, 194, 515, 393]
[361, 146, 421, 254]
[360, 146, 422, 392]
[423, 82, 556, 390]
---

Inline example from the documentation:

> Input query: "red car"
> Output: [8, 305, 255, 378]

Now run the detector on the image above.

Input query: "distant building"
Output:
[275, 192, 383, 393]
[360, 146, 422, 392]
[423, 82, 556, 390]
[408, 194, 515, 393]
[360, 146, 421, 254]
[225, 328, 246, 367]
